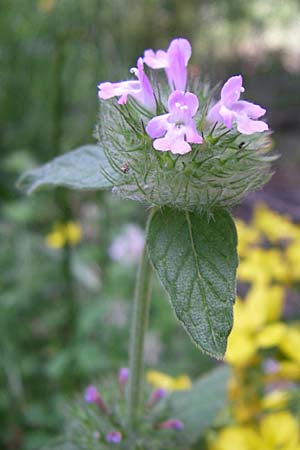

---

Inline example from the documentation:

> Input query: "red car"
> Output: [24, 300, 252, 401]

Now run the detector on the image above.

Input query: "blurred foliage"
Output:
[207, 205, 300, 450]
[0, 0, 300, 449]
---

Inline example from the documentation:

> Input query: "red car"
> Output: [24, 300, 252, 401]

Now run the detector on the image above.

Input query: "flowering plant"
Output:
[19, 37, 276, 448]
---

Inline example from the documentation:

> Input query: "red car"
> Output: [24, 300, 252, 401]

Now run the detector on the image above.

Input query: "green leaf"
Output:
[169, 365, 230, 444]
[17, 145, 123, 193]
[147, 207, 238, 359]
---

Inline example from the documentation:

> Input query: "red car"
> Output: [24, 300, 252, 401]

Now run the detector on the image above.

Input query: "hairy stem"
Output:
[127, 211, 154, 433]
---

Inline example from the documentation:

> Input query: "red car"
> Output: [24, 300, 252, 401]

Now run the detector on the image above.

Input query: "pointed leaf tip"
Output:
[147, 207, 238, 359]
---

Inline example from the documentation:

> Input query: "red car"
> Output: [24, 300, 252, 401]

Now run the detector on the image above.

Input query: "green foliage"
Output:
[18, 145, 121, 193]
[170, 365, 231, 444]
[147, 207, 238, 358]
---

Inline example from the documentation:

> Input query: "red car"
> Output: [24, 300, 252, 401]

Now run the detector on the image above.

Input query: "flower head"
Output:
[98, 58, 155, 110]
[146, 90, 202, 154]
[144, 38, 191, 91]
[207, 75, 269, 134]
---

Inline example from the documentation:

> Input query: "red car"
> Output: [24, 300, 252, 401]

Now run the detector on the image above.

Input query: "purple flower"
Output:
[144, 38, 191, 91]
[98, 58, 155, 111]
[158, 418, 184, 431]
[207, 75, 269, 135]
[146, 90, 203, 154]
[105, 431, 122, 444]
[118, 367, 129, 390]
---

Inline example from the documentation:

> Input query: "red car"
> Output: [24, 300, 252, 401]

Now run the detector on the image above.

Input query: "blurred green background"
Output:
[1, 0, 300, 448]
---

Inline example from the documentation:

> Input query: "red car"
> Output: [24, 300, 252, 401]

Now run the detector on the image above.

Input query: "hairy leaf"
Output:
[147, 207, 238, 358]
[170, 365, 230, 443]
[18, 145, 123, 193]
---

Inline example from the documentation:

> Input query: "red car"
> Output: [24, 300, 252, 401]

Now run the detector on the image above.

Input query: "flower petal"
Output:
[166, 38, 191, 91]
[185, 124, 203, 144]
[236, 116, 269, 134]
[153, 137, 173, 152]
[232, 100, 266, 119]
[207, 100, 222, 123]
[221, 75, 243, 107]
[98, 80, 139, 100]
[170, 138, 192, 154]
[146, 114, 169, 138]
[133, 57, 156, 110]
[168, 38, 192, 66]
[143, 49, 169, 69]
[219, 105, 235, 129]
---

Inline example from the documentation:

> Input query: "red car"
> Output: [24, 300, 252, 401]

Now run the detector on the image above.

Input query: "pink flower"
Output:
[98, 58, 155, 110]
[207, 75, 269, 135]
[146, 90, 203, 155]
[144, 38, 192, 91]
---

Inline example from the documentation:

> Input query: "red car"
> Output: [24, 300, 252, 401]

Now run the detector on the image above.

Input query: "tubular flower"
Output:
[98, 57, 155, 110]
[144, 38, 191, 91]
[207, 75, 269, 135]
[146, 90, 202, 154]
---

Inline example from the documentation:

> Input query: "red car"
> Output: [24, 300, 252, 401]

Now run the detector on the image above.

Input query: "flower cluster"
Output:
[99, 39, 268, 154]
[96, 38, 275, 212]
[63, 368, 185, 449]
[207, 204, 300, 450]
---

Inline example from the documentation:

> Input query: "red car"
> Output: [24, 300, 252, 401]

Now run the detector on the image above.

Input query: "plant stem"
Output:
[127, 212, 154, 433]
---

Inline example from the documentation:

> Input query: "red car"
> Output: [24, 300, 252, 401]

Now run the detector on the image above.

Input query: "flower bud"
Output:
[84, 385, 109, 414]
[146, 388, 167, 407]
[118, 367, 129, 391]
[157, 418, 184, 431]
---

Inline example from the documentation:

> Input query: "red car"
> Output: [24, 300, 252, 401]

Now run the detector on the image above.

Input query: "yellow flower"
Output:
[236, 219, 261, 256]
[276, 361, 300, 380]
[65, 222, 83, 245]
[146, 370, 191, 391]
[261, 390, 290, 410]
[226, 329, 257, 367]
[286, 240, 300, 281]
[208, 425, 262, 450]
[259, 411, 299, 448]
[46, 226, 66, 248]
[46, 222, 82, 248]
[225, 286, 285, 367]
[279, 327, 300, 363]
[238, 248, 288, 285]
[256, 322, 287, 348]
[210, 413, 300, 450]
[253, 203, 300, 243]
